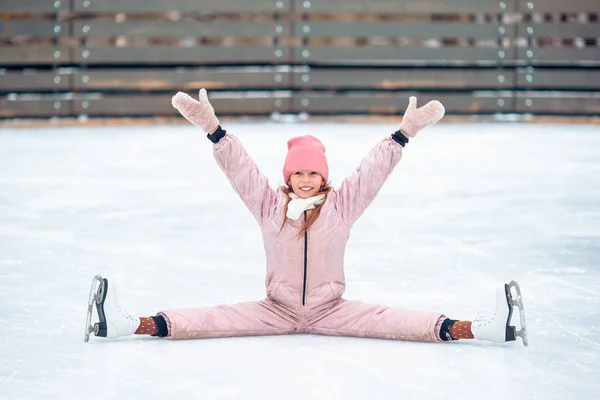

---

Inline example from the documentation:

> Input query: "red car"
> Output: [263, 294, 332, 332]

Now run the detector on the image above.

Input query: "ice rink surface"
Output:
[1, 122, 599, 399]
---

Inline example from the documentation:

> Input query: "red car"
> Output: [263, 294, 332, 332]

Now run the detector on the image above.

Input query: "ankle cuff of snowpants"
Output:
[439, 318, 458, 341]
[151, 315, 169, 337]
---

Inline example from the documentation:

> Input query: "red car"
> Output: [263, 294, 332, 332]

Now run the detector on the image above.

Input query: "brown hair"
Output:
[280, 183, 332, 238]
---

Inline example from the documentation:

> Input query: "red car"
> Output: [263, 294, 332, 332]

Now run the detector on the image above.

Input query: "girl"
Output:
[85, 90, 527, 346]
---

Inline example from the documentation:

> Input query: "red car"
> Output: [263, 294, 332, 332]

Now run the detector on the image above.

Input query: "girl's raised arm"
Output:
[172, 89, 277, 225]
[334, 97, 445, 226]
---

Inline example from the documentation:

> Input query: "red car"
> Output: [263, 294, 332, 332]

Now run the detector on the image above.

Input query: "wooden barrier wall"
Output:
[1, 0, 599, 120]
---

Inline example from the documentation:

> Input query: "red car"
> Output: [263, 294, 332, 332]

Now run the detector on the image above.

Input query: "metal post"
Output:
[523, 1, 535, 112]
[299, 0, 311, 115]
[79, 0, 92, 121]
[52, 0, 63, 119]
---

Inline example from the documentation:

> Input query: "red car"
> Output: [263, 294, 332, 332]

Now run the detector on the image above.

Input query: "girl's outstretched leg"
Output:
[156, 300, 299, 340]
[307, 300, 446, 342]
[87, 276, 299, 341]
[307, 282, 527, 345]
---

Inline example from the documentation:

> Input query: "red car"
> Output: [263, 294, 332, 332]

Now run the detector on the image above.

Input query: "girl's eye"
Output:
[294, 172, 301, 175]
[310, 172, 318, 175]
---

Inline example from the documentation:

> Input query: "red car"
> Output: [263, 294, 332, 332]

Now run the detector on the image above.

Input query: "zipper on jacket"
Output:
[302, 210, 308, 306]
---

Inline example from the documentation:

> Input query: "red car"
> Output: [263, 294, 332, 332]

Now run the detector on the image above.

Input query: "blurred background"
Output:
[0, 0, 599, 124]
[2, 3, 600, 399]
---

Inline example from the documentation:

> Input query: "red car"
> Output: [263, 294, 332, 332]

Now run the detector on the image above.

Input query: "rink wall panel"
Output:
[71, 20, 291, 38]
[515, 96, 600, 114]
[69, 69, 293, 90]
[0, 0, 598, 120]
[291, 21, 516, 39]
[290, 47, 507, 65]
[291, 69, 516, 90]
[0, 21, 70, 37]
[293, 0, 515, 13]
[516, 0, 599, 12]
[0, 97, 72, 118]
[290, 93, 509, 115]
[70, 47, 291, 65]
[0, 0, 69, 12]
[515, 70, 600, 90]
[0, 47, 70, 65]
[71, 0, 294, 13]
[0, 70, 71, 91]
[71, 95, 293, 116]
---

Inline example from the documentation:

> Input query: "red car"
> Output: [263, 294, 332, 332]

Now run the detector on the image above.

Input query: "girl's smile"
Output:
[288, 170, 324, 199]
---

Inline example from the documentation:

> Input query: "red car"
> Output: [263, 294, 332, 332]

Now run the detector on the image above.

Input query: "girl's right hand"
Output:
[171, 88, 220, 134]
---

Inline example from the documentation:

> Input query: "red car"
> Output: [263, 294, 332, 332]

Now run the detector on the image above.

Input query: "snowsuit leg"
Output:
[158, 299, 299, 340]
[307, 299, 446, 343]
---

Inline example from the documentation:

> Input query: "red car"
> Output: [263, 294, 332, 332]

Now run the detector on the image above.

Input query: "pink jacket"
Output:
[158, 132, 445, 342]
[213, 133, 403, 309]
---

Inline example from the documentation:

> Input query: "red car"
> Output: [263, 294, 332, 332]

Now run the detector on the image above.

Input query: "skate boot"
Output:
[84, 275, 140, 342]
[471, 280, 528, 346]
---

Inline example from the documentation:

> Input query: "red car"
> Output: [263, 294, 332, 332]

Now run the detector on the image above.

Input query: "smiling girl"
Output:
[85, 89, 528, 347]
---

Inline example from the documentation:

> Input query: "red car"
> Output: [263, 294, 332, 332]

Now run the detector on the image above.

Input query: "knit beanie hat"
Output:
[283, 135, 329, 184]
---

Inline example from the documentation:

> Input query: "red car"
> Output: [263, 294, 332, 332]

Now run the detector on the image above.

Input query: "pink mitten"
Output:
[171, 88, 220, 134]
[399, 96, 445, 138]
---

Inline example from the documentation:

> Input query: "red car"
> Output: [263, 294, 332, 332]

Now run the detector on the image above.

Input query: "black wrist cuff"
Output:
[151, 315, 169, 337]
[207, 125, 226, 144]
[391, 130, 409, 147]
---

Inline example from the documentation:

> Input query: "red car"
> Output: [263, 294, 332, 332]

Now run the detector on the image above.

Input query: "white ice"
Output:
[1, 122, 599, 400]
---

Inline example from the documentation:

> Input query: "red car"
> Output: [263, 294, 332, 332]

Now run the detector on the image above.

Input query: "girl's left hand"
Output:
[399, 96, 445, 138]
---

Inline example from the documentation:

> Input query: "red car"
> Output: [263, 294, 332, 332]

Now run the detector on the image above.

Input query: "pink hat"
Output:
[283, 135, 329, 184]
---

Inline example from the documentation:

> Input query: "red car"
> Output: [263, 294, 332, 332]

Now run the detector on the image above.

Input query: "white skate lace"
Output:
[117, 303, 137, 322]
[473, 310, 497, 328]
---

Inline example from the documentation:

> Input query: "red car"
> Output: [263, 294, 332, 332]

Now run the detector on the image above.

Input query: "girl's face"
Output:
[288, 170, 324, 199]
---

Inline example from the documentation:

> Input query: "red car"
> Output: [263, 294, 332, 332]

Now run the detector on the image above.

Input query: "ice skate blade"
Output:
[93, 278, 109, 338]
[503, 284, 517, 343]
[84, 274, 104, 343]
[507, 280, 528, 347]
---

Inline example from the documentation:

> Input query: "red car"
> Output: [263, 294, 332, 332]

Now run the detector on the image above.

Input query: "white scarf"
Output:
[286, 192, 325, 220]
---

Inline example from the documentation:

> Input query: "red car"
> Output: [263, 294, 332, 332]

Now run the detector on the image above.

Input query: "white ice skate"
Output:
[84, 274, 140, 342]
[471, 280, 528, 346]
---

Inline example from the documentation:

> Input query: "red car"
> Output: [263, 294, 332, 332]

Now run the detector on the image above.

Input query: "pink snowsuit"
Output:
[159, 133, 446, 342]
